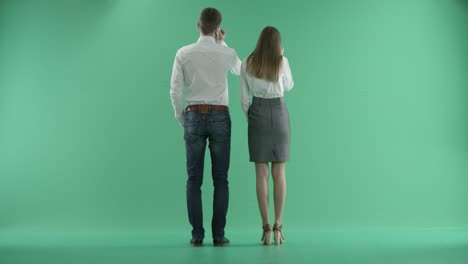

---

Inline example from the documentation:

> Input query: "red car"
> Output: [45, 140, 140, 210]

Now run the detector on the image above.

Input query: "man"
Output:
[170, 7, 241, 247]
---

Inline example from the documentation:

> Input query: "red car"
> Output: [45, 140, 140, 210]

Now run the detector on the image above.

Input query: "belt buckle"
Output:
[200, 104, 209, 114]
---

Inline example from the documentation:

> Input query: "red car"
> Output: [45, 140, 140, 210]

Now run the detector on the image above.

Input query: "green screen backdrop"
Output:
[1, 0, 468, 234]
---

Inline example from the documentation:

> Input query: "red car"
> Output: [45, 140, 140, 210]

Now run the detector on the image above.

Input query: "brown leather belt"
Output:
[185, 104, 229, 114]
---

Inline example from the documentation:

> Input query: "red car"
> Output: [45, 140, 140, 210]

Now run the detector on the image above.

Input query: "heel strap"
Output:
[273, 224, 282, 231]
[261, 224, 272, 242]
[263, 224, 272, 232]
[273, 224, 284, 241]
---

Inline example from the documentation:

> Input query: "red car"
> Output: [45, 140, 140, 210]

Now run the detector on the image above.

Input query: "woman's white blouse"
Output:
[240, 56, 294, 118]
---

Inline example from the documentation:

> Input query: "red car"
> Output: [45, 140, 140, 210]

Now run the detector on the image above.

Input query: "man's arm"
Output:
[170, 50, 184, 126]
[240, 62, 250, 120]
[228, 50, 241, 76]
[216, 29, 241, 76]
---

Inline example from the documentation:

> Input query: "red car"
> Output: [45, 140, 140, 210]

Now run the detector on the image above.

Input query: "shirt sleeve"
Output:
[228, 48, 242, 76]
[240, 61, 251, 121]
[281, 56, 294, 91]
[220, 42, 241, 76]
[219, 40, 228, 48]
[170, 50, 185, 126]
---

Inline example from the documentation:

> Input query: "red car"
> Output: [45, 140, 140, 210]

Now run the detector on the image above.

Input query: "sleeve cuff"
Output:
[176, 115, 184, 126]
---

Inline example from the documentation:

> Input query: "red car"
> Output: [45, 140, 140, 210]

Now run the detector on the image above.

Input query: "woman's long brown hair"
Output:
[246, 26, 282, 82]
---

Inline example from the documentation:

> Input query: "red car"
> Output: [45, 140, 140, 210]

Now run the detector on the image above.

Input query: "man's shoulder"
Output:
[226, 46, 237, 55]
[213, 45, 238, 60]
[176, 42, 198, 56]
[176, 41, 237, 59]
[217, 42, 237, 53]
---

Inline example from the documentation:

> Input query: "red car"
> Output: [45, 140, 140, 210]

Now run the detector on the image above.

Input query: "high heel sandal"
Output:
[261, 224, 272, 246]
[273, 224, 284, 245]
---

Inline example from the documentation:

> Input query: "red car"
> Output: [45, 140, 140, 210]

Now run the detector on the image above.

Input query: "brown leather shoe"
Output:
[190, 238, 203, 247]
[213, 237, 230, 247]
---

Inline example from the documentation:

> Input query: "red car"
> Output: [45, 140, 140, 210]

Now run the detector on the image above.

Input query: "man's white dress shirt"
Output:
[170, 36, 241, 125]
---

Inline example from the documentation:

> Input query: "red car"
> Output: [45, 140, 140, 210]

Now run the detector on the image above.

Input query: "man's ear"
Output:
[197, 21, 201, 30]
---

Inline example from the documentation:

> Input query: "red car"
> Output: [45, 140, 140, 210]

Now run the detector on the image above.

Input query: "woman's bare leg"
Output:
[255, 163, 270, 226]
[271, 162, 286, 226]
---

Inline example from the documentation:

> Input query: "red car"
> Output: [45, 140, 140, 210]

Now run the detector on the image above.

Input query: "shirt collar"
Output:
[198, 36, 216, 44]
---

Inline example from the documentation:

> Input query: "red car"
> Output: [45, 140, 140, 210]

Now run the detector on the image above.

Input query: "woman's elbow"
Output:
[285, 81, 294, 91]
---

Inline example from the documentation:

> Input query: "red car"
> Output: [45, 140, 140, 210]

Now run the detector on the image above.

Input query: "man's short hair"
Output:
[199, 8, 222, 35]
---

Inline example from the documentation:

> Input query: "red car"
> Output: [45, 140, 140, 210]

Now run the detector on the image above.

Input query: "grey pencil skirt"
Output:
[248, 96, 290, 163]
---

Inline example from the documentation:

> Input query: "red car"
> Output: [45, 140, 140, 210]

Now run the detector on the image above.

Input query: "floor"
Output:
[1, 228, 467, 264]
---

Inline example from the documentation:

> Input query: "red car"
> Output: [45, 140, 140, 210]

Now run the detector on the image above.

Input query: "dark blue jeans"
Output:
[184, 110, 231, 240]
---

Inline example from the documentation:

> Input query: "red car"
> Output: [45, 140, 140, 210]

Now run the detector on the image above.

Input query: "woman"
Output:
[240, 26, 294, 245]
